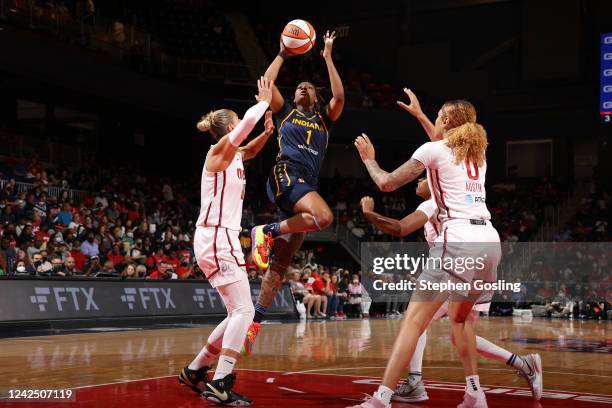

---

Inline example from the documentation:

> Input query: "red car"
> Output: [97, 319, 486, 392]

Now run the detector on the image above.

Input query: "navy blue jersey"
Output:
[274, 101, 333, 178]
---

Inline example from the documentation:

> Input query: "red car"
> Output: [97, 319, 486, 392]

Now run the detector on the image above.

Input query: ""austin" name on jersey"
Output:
[465, 182, 483, 193]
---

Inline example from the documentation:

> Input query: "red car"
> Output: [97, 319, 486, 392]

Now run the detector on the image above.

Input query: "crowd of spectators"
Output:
[488, 176, 563, 242]
[0, 151, 381, 320]
[554, 182, 610, 242]
[279, 250, 372, 320]
[0, 154, 202, 279]
[491, 242, 611, 320]
[0, 150, 609, 320]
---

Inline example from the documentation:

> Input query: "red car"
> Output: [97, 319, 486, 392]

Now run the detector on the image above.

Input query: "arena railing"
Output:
[0, 179, 88, 202]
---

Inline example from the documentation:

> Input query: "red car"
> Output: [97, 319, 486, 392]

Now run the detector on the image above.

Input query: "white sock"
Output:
[476, 336, 513, 364]
[374, 385, 393, 405]
[408, 331, 427, 382]
[188, 346, 217, 370]
[506, 353, 526, 371]
[213, 355, 237, 380]
[465, 375, 482, 394]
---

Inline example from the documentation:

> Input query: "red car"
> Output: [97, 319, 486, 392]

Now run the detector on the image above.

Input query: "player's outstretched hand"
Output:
[354, 133, 376, 162]
[321, 30, 336, 59]
[360, 196, 374, 213]
[279, 38, 296, 58]
[264, 110, 275, 136]
[256, 76, 274, 105]
[397, 88, 423, 118]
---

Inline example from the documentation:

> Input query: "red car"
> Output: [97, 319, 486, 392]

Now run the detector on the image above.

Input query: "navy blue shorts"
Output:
[266, 162, 318, 221]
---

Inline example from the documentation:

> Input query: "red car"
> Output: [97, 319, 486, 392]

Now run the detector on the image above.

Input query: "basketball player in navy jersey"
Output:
[243, 31, 345, 354]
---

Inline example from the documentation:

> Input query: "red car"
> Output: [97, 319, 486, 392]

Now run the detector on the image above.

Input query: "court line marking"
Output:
[277, 386, 305, 394]
[285, 365, 612, 379]
[70, 368, 612, 398]
[282, 368, 612, 397]
[3, 339, 54, 342]
[71, 369, 287, 390]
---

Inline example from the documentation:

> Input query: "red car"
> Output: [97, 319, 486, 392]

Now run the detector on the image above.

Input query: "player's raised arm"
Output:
[354, 133, 425, 192]
[203, 77, 273, 172]
[322, 31, 345, 122]
[239, 110, 275, 161]
[360, 197, 429, 237]
[397, 88, 440, 141]
[262, 40, 294, 114]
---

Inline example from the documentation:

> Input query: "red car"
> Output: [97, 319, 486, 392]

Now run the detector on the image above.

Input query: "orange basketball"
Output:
[281, 19, 316, 56]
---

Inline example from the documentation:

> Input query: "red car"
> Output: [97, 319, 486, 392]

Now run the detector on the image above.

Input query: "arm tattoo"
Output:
[363, 159, 390, 191]
[364, 158, 425, 192]
[388, 158, 425, 190]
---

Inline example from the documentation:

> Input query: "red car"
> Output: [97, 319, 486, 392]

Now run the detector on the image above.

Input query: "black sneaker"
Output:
[178, 365, 210, 394]
[202, 373, 252, 406]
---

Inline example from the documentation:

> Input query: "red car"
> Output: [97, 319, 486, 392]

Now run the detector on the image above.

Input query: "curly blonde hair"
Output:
[442, 100, 488, 166]
[197, 109, 236, 140]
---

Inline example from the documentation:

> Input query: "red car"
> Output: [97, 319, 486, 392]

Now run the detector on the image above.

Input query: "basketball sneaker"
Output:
[178, 365, 210, 394]
[202, 373, 252, 406]
[241, 322, 261, 356]
[516, 353, 543, 400]
[251, 226, 273, 270]
[345, 394, 390, 408]
[393, 377, 429, 402]
[457, 391, 488, 408]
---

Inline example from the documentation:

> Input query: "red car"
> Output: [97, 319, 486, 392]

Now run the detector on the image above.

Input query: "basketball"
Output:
[281, 19, 316, 55]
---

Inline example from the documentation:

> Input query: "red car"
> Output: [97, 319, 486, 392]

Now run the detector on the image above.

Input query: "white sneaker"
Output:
[457, 391, 488, 408]
[517, 353, 543, 400]
[345, 394, 390, 408]
[392, 379, 429, 402]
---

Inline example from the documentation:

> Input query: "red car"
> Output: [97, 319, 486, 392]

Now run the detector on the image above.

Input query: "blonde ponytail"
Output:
[197, 111, 214, 133]
[196, 109, 236, 140]
[441, 99, 488, 166]
[445, 122, 488, 166]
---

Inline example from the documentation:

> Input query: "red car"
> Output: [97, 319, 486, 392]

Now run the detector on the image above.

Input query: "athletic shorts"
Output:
[194, 226, 246, 288]
[418, 220, 501, 303]
[266, 161, 318, 221]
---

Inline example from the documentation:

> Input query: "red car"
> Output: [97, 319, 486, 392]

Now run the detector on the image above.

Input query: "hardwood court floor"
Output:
[0, 317, 610, 407]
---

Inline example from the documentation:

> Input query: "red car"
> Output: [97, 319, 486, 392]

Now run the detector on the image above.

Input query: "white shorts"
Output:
[194, 226, 246, 288]
[420, 220, 501, 302]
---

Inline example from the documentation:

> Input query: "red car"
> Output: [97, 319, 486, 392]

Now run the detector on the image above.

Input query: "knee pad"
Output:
[234, 302, 255, 321]
[222, 304, 255, 353]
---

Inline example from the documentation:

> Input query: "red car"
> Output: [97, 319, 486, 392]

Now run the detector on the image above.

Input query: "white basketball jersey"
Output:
[415, 199, 439, 244]
[412, 140, 491, 223]
[196, 149, 246, 231]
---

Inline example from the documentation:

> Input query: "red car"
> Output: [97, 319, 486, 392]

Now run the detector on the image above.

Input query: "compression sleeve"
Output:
[227, 101, 269, 146]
